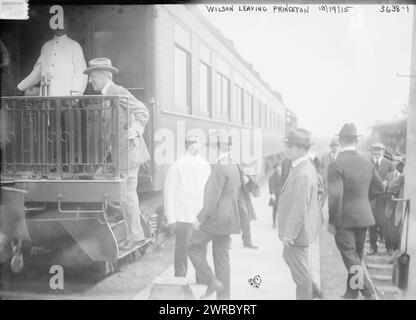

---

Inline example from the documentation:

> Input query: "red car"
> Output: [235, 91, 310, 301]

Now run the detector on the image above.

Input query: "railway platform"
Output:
[134, 182, 299, 300]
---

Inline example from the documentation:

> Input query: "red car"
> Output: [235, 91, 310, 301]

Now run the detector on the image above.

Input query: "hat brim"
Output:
[283, 139, 313, 146]
[336, 134, 363, 137]
[83, 65, 119, 75]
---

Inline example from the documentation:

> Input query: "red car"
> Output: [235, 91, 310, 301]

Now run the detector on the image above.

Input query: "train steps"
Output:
[364, 242, 400, 300]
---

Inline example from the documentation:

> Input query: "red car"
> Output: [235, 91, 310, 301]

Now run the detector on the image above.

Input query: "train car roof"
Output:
[188, 5, 285, 106]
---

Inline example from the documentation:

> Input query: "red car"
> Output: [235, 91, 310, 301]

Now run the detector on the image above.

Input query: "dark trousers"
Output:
[188, 229, 231, 300]
[369, 223, 386, 250]
[282, 244, 312, 300]
[174, 222, 207, 284]
[174, 222, 193, 277]
[272, 206, 277, 224]
[335, 227, 375, 297]
[385, 215, 403, 251]
[238, 208, 252, 246]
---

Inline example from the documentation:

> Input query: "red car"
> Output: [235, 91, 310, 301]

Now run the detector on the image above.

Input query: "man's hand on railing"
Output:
[14, 86, 24, 96]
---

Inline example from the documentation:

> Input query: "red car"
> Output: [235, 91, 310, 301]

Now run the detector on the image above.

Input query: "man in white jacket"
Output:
[164, 134, 211, 279]
[16, 8, 87, 96]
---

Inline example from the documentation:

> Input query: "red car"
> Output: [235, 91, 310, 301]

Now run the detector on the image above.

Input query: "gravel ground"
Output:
[320, 218, 346, 300]
[1, 235, 175, 300]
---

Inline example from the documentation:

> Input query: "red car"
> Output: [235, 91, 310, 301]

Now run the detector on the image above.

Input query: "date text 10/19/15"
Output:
[159, 304, 257, 317]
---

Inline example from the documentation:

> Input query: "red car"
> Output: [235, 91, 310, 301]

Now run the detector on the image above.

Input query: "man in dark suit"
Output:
[269, 164, 283, 229]
[328, 123, 385, 299]
[384, 154, 406, 255]
[278, 129, 323, 300]
[320, 138, 340, 203]
[368, 142, 394, 255]
[84, 58, 150, 249]
[188, 133, 241, 300]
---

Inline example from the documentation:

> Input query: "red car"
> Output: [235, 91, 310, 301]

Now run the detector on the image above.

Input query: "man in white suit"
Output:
[17, 8, 87, 96]
[164, 134, 211, 279]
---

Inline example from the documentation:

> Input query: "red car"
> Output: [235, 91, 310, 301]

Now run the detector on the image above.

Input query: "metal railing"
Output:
[0, 95, 128, 180]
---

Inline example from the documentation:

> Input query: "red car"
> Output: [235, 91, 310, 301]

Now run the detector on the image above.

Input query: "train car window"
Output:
[174, 46, 191, 113]
[174, 23, 192, 113]
[216, 72, 231, 121]
[199, 43, 211, 117]
[200, 43, 211, 65]
[233, 85, 244, 124]
[244, 92, 253, 127]
[253, 97, 260, 128]
[199, 61, 211, 117]
[174, 23, 191, 51]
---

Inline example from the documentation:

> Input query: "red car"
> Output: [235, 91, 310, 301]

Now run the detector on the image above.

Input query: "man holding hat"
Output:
[327, 123, 385, 299]
[84, 57, 150, 250]
[277, 128, 323, 300]
[16, 7, 87, 96]
[368, 142, 394, 255]
[187, 131, 241, 299]
[320, 138, 340, 203]
[164, 133, 211, 279]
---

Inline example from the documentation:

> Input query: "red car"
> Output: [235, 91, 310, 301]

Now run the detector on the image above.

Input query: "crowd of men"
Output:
[3, 8, 408, 301]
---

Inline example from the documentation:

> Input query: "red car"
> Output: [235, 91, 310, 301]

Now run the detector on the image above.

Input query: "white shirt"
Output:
[101, 81, 112, 95]
[372, 155, 382, 166]
[340, 145, 356, 153]
[18, 34, 88, 96]
[164, 154, 211, 224]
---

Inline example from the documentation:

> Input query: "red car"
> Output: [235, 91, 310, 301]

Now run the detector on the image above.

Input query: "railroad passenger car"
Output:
[0, 5, 294, 274]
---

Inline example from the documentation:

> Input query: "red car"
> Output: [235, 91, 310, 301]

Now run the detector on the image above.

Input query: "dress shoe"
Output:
[201, 279, 224, 299]
[244, 244, 258, 249]
[342, 290, 359, 300]
[367, 248, 378, 256]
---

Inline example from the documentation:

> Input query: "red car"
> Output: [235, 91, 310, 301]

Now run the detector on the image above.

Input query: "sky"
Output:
[199, 4, 414, 138]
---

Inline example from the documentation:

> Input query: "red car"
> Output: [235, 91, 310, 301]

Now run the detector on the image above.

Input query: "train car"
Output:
[0, 5, 292, 274]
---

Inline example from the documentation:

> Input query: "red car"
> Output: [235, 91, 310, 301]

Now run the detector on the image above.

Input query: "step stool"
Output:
[148, 276, 195, 300]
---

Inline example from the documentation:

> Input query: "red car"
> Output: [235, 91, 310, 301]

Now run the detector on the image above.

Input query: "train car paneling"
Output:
[155, 5, 285, 130]
[150, 110, 283, 190]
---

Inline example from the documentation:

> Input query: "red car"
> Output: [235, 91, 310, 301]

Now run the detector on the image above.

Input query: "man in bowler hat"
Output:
[278, 128, 323, 300]
[327, 123, 385, 299]
[187, 132, 241, 299]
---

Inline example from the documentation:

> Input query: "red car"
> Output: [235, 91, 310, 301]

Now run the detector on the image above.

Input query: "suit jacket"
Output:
[385, 172, 405, 226]
[328, 150, 385, 228]
[197, 163, 241, 235]
[281, 158, 292, 185]
[269, 170, 283, 208]
[320, 152, 337, 201]
[370, 157, 394, 221]
[103, 83, 150, 172]
[277, 159, 323, 246]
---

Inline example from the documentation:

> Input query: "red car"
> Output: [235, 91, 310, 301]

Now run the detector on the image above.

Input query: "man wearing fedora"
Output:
[278, 128, 323, 300]
[327, 123, 385, 299]
[187, 133, 241, 299]
[84, 57, 150, 250]
[164, 134, 211, 279]
[368, 142, 394, 255]
[320, 138, 340, 203]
